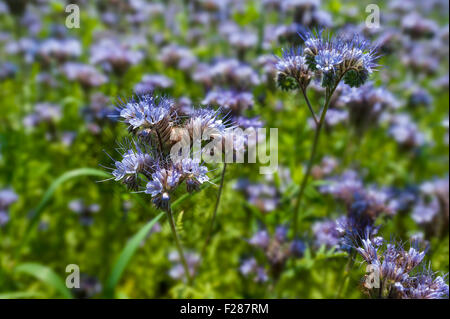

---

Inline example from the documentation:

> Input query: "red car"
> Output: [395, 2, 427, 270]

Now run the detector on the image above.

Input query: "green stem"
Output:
[165, 205, 192, 284]
[200, 163, 227, 259]
[300, 86, 318, 125]
[292, 86, 337, 236]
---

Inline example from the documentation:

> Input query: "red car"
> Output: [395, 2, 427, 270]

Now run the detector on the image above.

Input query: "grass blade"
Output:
[14, 263, 72, 299]
[0, 291, 44, 299]
[18, 168, 110, 253]
[104, 212, 164, 298]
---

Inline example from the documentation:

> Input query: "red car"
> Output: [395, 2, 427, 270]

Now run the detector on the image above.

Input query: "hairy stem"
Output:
[165, 205, 192, 284]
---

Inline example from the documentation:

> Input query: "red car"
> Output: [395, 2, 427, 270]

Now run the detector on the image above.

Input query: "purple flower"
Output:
[146, 167, 181, 197]
[38, 38, 82, 63]
[178, 158, 210, 192]
[159, 45, 197, 71]
[62, 62, 107, 88]
[387, 113, 426, 148]
[168, 251, 200, 281]
[118, 95, 174, 130]
[240, 258, 257, 276]
[312, 219, 340, 248]
[248, 230, 270, 249]
[90, 38, 143, 74]
[23, 103, 61, 128]
[276, 46, 311, 90]
[203, 90, 254, 115]
[112, 144, 154, 191]
[134, 74, 174, 95]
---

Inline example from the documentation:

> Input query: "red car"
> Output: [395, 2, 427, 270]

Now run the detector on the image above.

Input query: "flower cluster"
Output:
[23, 103, 61, 128]
[276, 30, 379, 91]
[357, 236, 448, 299]
[62, 62, 107, 89]
[411, 178, 449, 238]
[90, 38, 144, 75]
[109, 93, 237, 209]
[319, 170, 393, 250]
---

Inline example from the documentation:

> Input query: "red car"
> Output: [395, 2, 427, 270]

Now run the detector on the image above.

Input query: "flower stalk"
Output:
[293, 85, 338, 236]
[165, 204, 192, 284]
[201, 163, 227, 257]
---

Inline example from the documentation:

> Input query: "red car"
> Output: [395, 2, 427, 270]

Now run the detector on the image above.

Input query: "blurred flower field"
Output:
[0, 0, 449, 299]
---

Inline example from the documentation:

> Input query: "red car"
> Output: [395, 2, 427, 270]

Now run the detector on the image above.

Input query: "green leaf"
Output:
[0, 291, 44, 299]
[104, 212, 164, 298]
[14, 263, 72, 299]
[18, 168, 110, 254]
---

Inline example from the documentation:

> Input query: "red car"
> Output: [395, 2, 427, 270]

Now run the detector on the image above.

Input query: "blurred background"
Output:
[0, 0, 448, 298]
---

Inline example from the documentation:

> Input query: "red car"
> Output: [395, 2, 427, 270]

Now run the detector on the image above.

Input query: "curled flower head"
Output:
[111, 143, 155, 191]
[177, 158, 210, 193]
[276, 46, 311, 90]
[145, 165, 181, 209]
[299, 30, 379, 88]
[184, 108, 231, 142]
[339, 35, 379, 88]
[357, 236, 448, 299]
[119, 95, 174, 130]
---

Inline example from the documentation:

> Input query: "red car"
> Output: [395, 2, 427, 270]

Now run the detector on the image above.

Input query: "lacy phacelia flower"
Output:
[337, 82, 399, 134]
[112, 145, 154, 191]
[90, 38, 143, 74]
[301, 30, 379, 88]
[108, 93, 234, 209]
[62, 62, 107, 89]
[145, 166, 181, 209]
[37, 38, 82, 64]
[159, 45, 197, 72]
[412, 178, 449, 238]
[239, 258, 269, 283]
[209, 59, 260, 89]
[234, 179, 280, 213]
[202, 90, 254, 116]
[23, 103, 61, 128]
[385, 113, 426, 149]
[134, 74, 174, 95]
[119, 95, 173, 130]
[177, 158, 210, 192]
[320, 170, 392, 249]
[312, 219, 340, 248]
[357, 236, 448, 299]
[276, 47, 311, 91]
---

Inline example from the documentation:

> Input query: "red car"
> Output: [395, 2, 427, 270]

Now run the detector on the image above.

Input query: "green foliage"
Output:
[0, 0, 448, 299]
[104, 212, 164, 298]
[14, 263, 73, 299]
